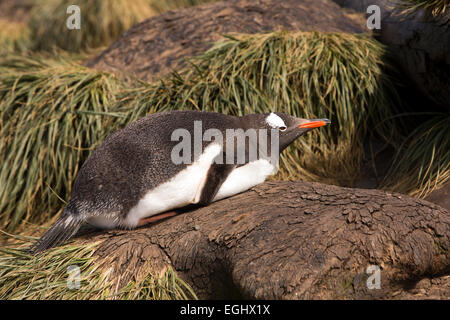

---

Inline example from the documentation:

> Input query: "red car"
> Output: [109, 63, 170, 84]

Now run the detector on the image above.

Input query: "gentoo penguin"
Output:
[30, 110, 330, 253]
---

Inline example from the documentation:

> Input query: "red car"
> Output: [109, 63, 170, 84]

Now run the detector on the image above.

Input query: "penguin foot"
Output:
[137, 211, 178, 227]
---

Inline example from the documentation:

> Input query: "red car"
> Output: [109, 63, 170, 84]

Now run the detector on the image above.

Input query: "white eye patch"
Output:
[265, 112, 286, 128]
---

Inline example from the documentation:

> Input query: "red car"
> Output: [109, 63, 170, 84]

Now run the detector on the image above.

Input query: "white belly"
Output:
[121, 143, 222, 228]
[214, 159, 277, 201]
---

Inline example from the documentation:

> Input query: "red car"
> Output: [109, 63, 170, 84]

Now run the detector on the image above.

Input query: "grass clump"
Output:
[149, 0, 220, 12]
[0, 19, 30, 54]
[126, 31, 404, 185]
[118, 266, 198, 300]
[28, 0, 156, 52]
[0, 54, 131, 231]
[0, 235, 196, 299]
[380, 113, 450, 198]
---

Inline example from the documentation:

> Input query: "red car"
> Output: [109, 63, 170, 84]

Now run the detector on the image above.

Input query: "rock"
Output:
[378, 8, 450, 111]
[86, 0, 366, 81]
[425, 183, 450, 210]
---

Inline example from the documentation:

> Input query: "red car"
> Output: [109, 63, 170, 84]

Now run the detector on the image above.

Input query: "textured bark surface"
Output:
[85, 0, 365, 81]
[0, 0, 32, 22]
[77, 181, 450, 299]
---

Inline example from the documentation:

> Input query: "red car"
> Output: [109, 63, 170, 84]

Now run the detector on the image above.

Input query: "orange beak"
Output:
[298, 119, 331, 129]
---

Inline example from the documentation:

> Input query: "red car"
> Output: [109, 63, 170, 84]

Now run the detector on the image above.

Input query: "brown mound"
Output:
[85, 0, 366, 82]
[379, 9, 450, 111]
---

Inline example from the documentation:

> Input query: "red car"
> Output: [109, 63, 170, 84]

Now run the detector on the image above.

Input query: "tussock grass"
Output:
[28, 0, 156, 52]
[0, 54, 131, 231]
[125, 32, 405, 185]
[150, 0, 220, 13]
[393, 0, 449, 16]
[0, 234, 196, 299]
[380, 114, 450, 198]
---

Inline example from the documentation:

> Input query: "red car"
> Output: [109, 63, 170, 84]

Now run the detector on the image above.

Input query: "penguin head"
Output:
[242, 112, 331, 152]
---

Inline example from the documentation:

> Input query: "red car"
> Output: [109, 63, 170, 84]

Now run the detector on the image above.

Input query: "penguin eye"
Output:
[279, 126, 287, 132]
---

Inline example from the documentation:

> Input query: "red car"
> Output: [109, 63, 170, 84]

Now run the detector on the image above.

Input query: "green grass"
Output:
[0, 29, 448, 300]
[393, 0, 449, 16]
[28, 0, 156, 52]
[380, 113, 450, 198]
[0, 19, 31, 54]
[1, 31, 446, 233]
[125, 32, 406, 185]
[0, 233, 196, 299]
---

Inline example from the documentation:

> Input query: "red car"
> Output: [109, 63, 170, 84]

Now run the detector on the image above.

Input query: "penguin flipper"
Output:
[198, 163, 235, 206]
[28, 213, 84, 254]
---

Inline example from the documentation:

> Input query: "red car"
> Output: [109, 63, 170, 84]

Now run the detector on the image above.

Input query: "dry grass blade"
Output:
[380, 114, 450, 198]
[2, 31, 437, 232]
[0, 234, 196, 299]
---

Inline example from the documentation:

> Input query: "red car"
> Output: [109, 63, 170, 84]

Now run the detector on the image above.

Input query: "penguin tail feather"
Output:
[28, 213, 84, 255]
